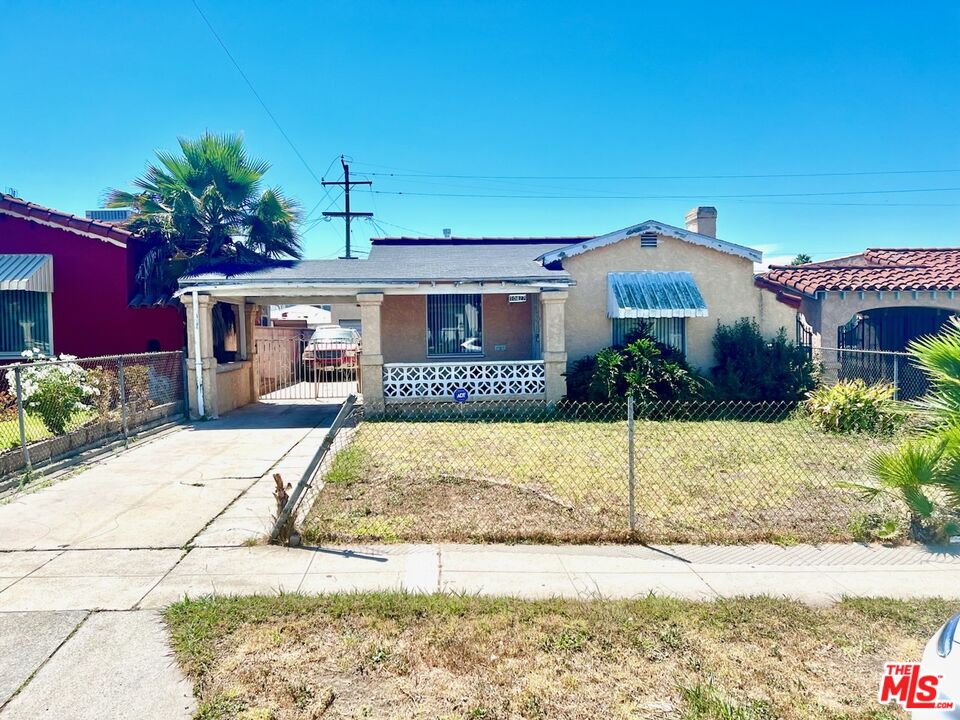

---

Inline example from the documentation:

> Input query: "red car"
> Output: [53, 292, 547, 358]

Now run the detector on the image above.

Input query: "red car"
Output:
[301, 326, 361, 374]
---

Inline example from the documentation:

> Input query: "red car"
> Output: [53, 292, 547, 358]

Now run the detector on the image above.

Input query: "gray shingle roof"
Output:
[180, 239, 572, 286]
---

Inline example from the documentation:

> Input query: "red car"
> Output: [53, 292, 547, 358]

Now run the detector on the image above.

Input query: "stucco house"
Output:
[178, 207, 796, 416]
[0, 194, 184, 360]
[757, 248, 960, 353]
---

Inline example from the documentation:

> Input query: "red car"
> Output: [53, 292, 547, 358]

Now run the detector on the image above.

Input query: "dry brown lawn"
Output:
[304, 418, 896, 545]
[166, 592, 948, 720]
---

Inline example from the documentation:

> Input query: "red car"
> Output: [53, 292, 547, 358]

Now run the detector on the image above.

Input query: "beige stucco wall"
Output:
[380, 293, 535, 363]
[215, 360, 253, 415]
[563, 233, 797, 372]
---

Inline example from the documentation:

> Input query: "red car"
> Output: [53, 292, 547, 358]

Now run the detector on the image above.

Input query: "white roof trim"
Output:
[0, 208, 128, 248]
[538, 220, 762, 265]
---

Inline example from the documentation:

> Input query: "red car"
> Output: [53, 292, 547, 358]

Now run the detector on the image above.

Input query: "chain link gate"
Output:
[256, 335, 360, 401]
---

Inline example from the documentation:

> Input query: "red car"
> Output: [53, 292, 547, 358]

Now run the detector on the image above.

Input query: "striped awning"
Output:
[607, 271, 708, 319]
[0, 255, 53, 292]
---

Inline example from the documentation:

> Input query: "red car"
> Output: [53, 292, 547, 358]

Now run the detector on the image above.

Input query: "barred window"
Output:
[612, 317, 686, 353]
[0, 290, 51, 356]
[427, 294, 483, 356]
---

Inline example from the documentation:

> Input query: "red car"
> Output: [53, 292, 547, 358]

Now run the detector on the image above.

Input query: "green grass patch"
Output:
[166, 592, 949, 720]
[305, 418, 899, 544]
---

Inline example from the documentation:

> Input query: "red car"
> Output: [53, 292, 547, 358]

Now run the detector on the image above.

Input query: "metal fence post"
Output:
[117, 356, 129, 447]
[893, 353, 900, 401]
[627, 394, 636, 533]
[14, 366, 31, 474]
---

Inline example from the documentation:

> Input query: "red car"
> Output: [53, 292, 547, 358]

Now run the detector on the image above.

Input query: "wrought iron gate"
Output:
[255, 335, 360, 400]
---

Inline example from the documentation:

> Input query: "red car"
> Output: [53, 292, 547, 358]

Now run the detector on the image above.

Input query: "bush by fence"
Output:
[0, 350, 187, 480]
[301, 397, 909, 546]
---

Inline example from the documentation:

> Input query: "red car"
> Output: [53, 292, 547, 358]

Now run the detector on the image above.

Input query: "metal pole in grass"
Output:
[14, 365, 31, 474]
[118, 356, 129, 447]
[627, 395, 636, 533]
[269, 393, 358, 544]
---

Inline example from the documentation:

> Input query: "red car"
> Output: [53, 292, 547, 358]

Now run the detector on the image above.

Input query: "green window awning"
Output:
[607, 271, 708, 319]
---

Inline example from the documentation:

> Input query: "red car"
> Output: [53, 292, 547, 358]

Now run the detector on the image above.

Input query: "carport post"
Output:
[192, 290, 205, 417]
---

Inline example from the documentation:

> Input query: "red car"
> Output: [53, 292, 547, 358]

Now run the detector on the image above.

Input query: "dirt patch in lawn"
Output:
[303, 419, 897, 545]
[167, 592, 950, 720]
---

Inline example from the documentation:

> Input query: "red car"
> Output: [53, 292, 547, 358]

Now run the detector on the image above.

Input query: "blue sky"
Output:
[2, 1, 959, 266]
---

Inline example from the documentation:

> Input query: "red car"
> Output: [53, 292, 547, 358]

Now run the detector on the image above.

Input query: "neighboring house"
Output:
[268, 304, 332, 328]
[0, 194, 184, 359]
[178, 206, 796, 416]
[757, 248, 960, 352]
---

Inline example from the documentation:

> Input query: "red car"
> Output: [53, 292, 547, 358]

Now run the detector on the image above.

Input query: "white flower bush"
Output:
[5, 348, 99, 435]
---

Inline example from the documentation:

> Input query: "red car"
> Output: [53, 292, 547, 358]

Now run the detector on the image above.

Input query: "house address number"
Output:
[508, 294, 527, 303]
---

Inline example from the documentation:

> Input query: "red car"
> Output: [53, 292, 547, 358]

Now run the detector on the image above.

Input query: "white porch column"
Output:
[181, 293, 219, 419]
[540, 289, 568, 404]
[244, 302, 259, 403]
[357, 292, 385, 412]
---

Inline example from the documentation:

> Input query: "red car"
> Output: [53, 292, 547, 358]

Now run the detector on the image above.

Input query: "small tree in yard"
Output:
[565, 325, 701, 403]
[710, 319, 815, 402]
[859, 317, 960, 540]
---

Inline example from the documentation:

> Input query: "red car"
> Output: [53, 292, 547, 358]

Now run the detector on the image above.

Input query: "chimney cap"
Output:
[685, 206, 717, 221]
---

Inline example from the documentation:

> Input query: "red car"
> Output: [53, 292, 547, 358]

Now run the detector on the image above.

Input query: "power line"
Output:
[368, 217, 435, 236]
[371, 186, 960, 201]
[190, 0, 327, 189]
[352, 161, 960, 181]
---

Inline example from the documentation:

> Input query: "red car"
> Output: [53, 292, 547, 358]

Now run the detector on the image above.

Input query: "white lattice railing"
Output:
[383, 360, 545, 400]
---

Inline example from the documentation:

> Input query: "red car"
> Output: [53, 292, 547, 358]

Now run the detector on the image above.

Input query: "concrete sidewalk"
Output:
[2, 541, 959, 614]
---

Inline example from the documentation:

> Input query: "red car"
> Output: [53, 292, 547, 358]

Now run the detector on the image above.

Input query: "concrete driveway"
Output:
[0, 401, 338, 551]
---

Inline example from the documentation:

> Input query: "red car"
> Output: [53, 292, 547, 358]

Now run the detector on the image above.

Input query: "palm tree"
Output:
[107, 132, 302, 299]
[861, 317, 960, 538]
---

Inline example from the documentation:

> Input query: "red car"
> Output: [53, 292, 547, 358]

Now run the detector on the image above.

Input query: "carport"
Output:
[177, 262, 415, 418]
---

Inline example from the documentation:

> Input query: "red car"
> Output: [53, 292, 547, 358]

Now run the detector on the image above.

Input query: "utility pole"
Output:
[322, 156, 372, 259]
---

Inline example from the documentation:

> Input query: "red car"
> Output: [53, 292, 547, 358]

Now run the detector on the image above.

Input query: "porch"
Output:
[177, 283, 569, 417]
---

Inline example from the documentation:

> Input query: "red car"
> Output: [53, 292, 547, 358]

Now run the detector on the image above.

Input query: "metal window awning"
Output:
[607, 271, 708, 319]
[0, 255, 53, 292]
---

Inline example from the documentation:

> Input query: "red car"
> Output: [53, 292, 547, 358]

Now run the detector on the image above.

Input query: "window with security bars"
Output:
[612, 317, 686, 353]
[427, 294, 483, 356]
[0, 290, 51, 356]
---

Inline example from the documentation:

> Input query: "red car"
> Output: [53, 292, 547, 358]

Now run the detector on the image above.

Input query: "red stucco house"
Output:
[0, 194, 184, 359]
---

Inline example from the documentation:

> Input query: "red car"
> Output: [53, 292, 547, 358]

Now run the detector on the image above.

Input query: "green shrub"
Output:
[805, 380, 904, 435]
[565, 324, 701, 402]
[711, 319, 814, 402]
[5, 350, 98, 435]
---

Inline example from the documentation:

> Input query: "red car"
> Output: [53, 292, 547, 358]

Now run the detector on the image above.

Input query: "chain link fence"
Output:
[296, 397, 908, 546]
[0, 350, 187, 480]
[814, 346, 928, 400]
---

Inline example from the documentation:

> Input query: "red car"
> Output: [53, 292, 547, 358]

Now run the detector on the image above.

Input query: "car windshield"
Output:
[310, 328, 355, 342]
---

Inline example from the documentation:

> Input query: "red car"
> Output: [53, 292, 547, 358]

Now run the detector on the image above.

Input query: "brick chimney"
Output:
[685, 206, 717, 237]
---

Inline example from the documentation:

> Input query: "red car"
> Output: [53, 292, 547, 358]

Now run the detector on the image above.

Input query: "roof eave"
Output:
[538, 220, 762, 265]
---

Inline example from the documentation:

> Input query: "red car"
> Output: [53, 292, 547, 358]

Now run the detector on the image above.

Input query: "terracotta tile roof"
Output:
[761, 248, 960, 295]
[0, 193, 133, 244]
